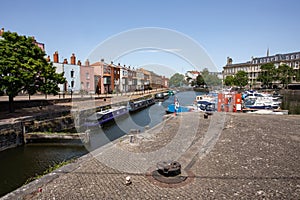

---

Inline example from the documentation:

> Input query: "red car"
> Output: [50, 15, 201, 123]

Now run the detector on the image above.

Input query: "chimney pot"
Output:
[63, 58, 68, 64]
[77, 60, 82, 66]
[71, 53, 76, 65]
[85, 59, 90, 66]
[53, 51, 59, 63]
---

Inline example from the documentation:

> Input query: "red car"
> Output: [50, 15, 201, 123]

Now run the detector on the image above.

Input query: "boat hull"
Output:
[83, 106, 129, 127]
[166, 104, 192, 114]
[128, 98, 155, 112]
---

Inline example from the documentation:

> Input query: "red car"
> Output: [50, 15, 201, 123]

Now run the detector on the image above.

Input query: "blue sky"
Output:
[2, 0, 300, 77]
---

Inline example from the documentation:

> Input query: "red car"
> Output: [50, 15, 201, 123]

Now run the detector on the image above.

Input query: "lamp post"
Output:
[68, 85, 73, 100]
[70, 69, 74, 101]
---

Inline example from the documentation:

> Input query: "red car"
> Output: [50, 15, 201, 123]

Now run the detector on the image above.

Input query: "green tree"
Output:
[224, 75, 235, 86]
[196, 74, 205, 86]
[0, 31, 65, 112]
[169, 73, 186, 87]
[295, 69, 300, 82]
[257, 63, 276, 88]
[201, 68, 222, 86]
[277, 64, 294, 89]
[234, 70, 248, 87]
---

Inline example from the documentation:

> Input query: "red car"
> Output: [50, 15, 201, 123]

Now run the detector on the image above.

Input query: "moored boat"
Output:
[83, 106, 128, 127]
[155, 92, 169, 101]
[127, 97, 155, 112]
[243, 97, 280, 109]
[195, 94, 217, 112]
[165, 104, 193, 114]
[196, 100, 216, 112]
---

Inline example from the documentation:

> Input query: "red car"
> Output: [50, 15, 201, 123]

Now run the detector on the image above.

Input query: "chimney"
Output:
[63, 58, 68, 64]
[85, 59, 90, 66]
[101, 58, 104, 62]
[53, 51, 59, 63]
[77, 60, 82, 66]
[227, 57, 232, 65]
[70, 53, 76, 65]
[111, 61, 113, 65]
[0, 28, 4, 36]
[46, 55, 50, 62]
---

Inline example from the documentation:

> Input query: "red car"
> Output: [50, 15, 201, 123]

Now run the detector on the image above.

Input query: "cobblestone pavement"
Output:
[3, 113, 300, 199]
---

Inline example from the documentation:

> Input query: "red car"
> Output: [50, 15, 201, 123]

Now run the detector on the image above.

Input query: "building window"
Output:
[71, 80, 74, 88]
[267, 58, 270, 62]
[86, 82, 90, 89]
[104, 66, 111, 74]
[86, 72, 90, 80]
[286, 55, 289, 60]
[291, 55, 295, 59]
[71, 69, 74, 78]
[296, 54, 300, 59]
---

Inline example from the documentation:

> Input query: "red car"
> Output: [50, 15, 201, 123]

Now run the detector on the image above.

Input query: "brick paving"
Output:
[2, 112, 300, 199]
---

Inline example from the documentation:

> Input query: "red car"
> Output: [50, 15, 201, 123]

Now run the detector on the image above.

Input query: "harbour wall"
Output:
[0, 111, 75, 152]
[0, 92, 165, 152]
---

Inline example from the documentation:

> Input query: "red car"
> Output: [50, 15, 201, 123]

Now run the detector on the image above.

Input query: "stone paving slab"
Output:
[2, 113, 300, 199]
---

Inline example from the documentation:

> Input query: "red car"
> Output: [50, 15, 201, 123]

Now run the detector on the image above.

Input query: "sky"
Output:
[2, 0, 300, 77]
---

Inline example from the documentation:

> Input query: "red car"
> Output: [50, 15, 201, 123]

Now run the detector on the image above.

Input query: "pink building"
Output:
[80, 59, 95, 94]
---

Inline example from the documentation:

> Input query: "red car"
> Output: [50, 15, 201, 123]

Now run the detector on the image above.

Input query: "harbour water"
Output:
[0, 91, 200, 197]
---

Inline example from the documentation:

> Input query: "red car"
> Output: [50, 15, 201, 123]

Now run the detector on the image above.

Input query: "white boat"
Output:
[195, 95, 217, 112]
[246, 109, 288, 115]
[195, 94, 215, 102]
[244, 96, 281, 109]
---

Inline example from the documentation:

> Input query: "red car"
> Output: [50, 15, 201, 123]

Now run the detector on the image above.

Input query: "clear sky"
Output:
[2, 0, 300, 77]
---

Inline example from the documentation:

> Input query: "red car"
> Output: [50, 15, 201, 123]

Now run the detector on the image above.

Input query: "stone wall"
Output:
[0, 122, 24, 151]
[0, 114, 76, 151]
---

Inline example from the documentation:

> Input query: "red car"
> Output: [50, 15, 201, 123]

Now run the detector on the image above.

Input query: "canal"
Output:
[0, 91, 199, 197]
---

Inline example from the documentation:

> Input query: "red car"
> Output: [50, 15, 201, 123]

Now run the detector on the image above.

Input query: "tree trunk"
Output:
[8, 95, 14, 113]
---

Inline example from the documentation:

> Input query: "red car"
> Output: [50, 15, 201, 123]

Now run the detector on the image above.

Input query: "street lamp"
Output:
[68, 85, 73, 100]
[70, 69, 74, 100]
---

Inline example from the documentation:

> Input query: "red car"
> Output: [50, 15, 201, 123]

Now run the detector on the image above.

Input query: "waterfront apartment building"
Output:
[80, 59, 95, 94]
[52, 52, 82, 94]
[223, 51, 300, 88]
[51, 53, 169, 95]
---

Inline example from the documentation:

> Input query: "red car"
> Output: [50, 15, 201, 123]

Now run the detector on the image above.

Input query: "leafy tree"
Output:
[295, 69, 300, 82]
[277, 64, 294, 89]
[201, 68, 222, 86]
[224, 75, 235, 86]
[0, 31, 65, 112]
[257, 63, 276, 88]
[169, 73, 186, 87]
[195, 74, 205, 86]
[234, 70, 248, 87]
[190, 80, 195, 87]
